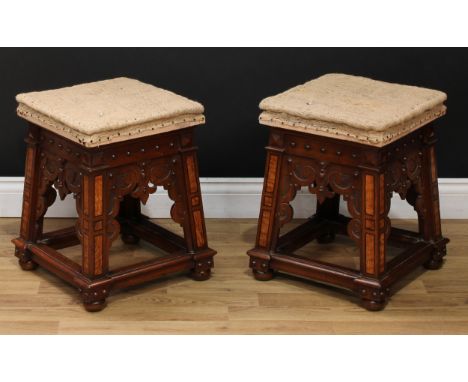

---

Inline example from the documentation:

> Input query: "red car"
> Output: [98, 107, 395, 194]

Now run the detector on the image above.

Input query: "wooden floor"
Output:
[1, 217, 467, 334]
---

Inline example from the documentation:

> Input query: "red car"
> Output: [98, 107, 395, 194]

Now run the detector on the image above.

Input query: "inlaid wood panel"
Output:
[258, 210, 271, 248]
[379, 174, 385, 214]
[365, 233, 375, 274]
[80, 173, 107, 278]
[193, 210, 205, 248]
[255, 151, 283, 251]
[265, 155, 278, 193]
[94, 175, 103, 216]
[179, 151, 209, 252]
[94, 235, 103, 275]
[361, 171, 388, 277]
[365, 174, 374, 216]
[379, 232, 385, 273]
[186, 155, 198, 194]
[82, 233, 89, 274]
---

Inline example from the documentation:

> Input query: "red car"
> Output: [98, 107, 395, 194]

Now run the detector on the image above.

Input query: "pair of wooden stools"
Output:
[12, 74, 449, 311]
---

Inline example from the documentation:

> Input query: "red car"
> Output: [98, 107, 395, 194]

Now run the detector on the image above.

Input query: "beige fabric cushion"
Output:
[16, 77, 205, 147]
[259, 73, 447, 146]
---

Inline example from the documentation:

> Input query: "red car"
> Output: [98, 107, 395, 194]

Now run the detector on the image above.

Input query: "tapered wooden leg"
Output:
[177, 149, 213, 281]
[16, 125, 42, 271]
[119, 195, 141, 244]
[315, 195, 340, 244]
[249, 147, 286, 281]
[420, 137, 446, 270]
[356, 171, 391, 311]
[78, 172, 111, 311]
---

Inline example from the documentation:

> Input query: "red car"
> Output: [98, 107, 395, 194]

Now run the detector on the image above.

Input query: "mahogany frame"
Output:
[12, 123, 216, 311]
[248, 124, 448, 310]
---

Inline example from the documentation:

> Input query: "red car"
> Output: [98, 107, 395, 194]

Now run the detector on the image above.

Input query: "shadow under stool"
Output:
[248, 73, 449, 310]
[12, 77, 216, 311]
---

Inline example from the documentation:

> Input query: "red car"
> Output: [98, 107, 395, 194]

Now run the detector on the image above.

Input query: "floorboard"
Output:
[1, 218, 467, 334]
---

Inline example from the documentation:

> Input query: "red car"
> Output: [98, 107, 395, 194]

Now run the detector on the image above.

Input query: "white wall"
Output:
[1, 177, 467, 219]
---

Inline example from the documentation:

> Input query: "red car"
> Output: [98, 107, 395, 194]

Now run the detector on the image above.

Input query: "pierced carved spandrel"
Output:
[148, 157, 185, 227]
[107, 157, 185, 235]
[130, 160, 173, 204]
[389, 143, 423, 194]
[35, 153, 82, 219]
[385, 140, 424, 218]
[35, 156, 59, 219]
[62, 162, 82, 195]
[283, 155, 362, 243]
[289, 158, 357, 203]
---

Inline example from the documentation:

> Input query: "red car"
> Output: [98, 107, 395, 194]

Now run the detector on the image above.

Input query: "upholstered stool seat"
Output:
[248, 73, 449, 311]
[259, 73, 447, 146]
[13, 78, 215, 311]
[16, 77, 205, 147]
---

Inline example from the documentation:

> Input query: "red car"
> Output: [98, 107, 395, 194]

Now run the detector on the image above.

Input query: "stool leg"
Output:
[16, 125, 42, 271]
[119, 195, 141, 244]
[315, 195, 340, 244]
[421, 138, 446, 270]
[356, 171, 391, 311]
[78, 172, 110, 312]
[177, 150, 213, 281]
[249, 149, 286, 280]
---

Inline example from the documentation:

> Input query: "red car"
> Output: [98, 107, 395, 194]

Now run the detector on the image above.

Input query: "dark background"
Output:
[1, 48, 466, 177]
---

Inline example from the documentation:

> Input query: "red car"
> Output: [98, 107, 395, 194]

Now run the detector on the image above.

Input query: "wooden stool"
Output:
[12, 78, 216, 311]
[248, 74, 449, 310]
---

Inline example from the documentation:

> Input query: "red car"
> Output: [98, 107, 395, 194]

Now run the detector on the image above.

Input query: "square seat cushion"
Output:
[16, 77, 205, 147]
[259, 73, 447, 146]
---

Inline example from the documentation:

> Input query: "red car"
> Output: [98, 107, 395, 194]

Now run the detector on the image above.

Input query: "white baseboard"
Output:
[1, 177, 467, 219]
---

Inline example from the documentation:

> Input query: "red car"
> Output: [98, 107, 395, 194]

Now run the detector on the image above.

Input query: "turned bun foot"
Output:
[253, 269, 274, 281]
[83, 300, 107, 312]
[19, 258, 38, 271]
[360, 298, 388, 311]
[316, 231, 336, 244]
[424, 247, 446, 270]
[16, 250, 38, 271]
[191, 268, 211, 281]
[81, 288, 109, 312]
[121, 232, 140, 245]
[250, 258, 273, 281]
[424, 257, 444, 270]
[359, 286, 389, 311]
[191, 257, 213, 281]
